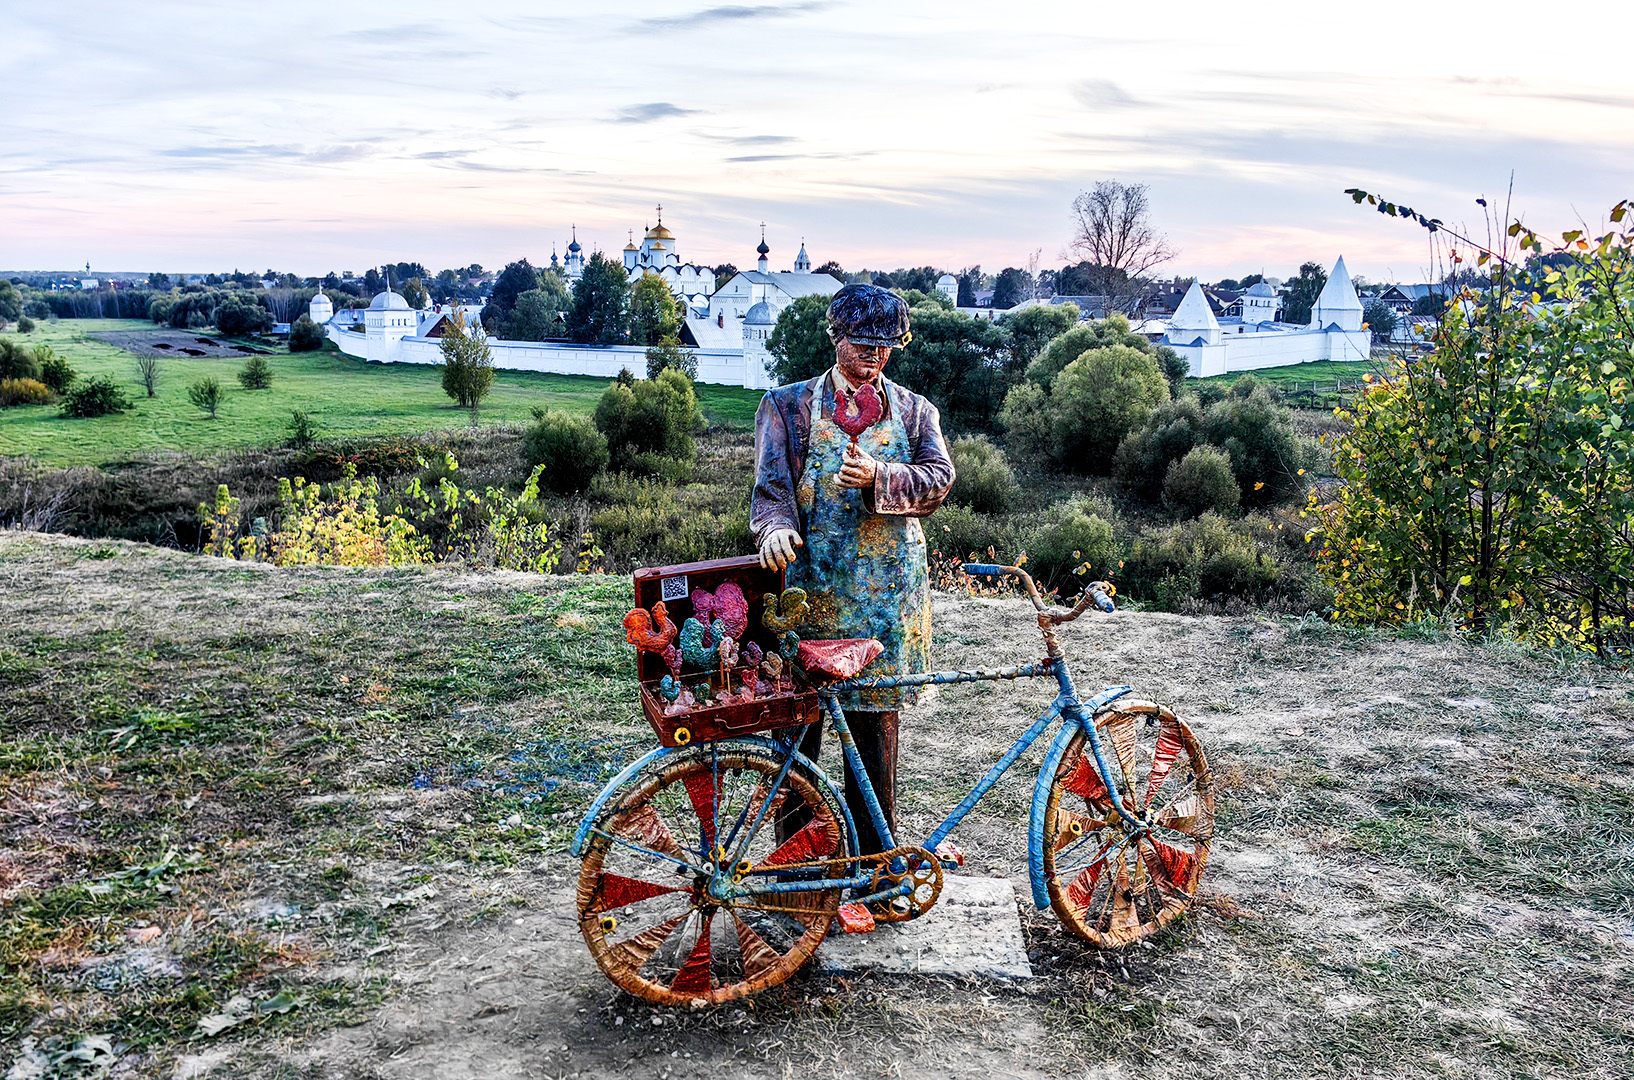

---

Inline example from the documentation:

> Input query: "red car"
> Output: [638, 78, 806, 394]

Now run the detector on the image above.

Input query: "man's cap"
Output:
[827, 283, 911, 348]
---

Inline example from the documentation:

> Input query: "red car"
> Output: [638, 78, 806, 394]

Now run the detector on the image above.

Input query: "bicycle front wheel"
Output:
[1042, 702, 1214, 947]
[577, 744, 846, 1005]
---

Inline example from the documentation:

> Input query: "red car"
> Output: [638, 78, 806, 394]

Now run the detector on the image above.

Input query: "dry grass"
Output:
[2, 532, 1631, 1079]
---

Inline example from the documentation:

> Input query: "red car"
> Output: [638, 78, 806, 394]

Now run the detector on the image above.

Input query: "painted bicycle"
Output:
[571, 563, 1215, 1006]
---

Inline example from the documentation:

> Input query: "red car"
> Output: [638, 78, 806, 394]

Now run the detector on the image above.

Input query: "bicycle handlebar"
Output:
[962, 563, 1116, 616]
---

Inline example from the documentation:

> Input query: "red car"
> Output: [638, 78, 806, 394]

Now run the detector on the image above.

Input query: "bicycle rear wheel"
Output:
[1042, 701, 1214, 947]
[577, 744, 846, 1005]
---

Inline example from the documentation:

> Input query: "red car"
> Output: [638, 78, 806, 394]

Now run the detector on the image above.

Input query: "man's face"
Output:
[834, 336, 893, 385]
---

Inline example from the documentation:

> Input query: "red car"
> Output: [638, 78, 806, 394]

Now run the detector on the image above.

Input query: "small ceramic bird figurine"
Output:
[712, 583, 749, 640]
[661, 642, 682, 678]
[740, 641, 763, 670]
[657, 675, 682, 704]
[835, 383, 883, 452]
[761, 588, 809, 632]
[777, 630, 801, 664]
[680, 617, 728, 669]
[623, 601, 678, 653]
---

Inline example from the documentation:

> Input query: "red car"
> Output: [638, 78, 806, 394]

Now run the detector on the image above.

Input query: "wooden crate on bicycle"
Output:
[628, 555, 821, 748]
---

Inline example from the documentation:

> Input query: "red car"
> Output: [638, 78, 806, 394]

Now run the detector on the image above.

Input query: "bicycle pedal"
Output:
[836, 902, 876, 934]
[934, 840, 965, 869]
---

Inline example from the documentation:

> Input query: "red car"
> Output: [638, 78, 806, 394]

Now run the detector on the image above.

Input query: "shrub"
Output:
[287, 409, 317, 450]
[1027, 504, 1119, 592]
[60, 376, 131, 418]
[1112, 396, 1204, 501]
[1121, 512, 1282, 611]
[1163, 445, 1240, 518]
[594, 368, 705, 471]
[521, 409, 609, 494]
[0, 338, 39, 381]
[929, 502, 1021, 565]
[0, 378, 52, 407]
[948, 436, 1021, 514]
[645, 337, 697, 381]
[1006, 344, 1168, 475]
[237, 354, 274, 390]
[187, 376, 223, 418]
[34, 348, 75, 394]
[588, 473, 748, 571]
[289, 314, 325, 352]
[215, 297, 273, 335]
[16, 316, 34, 333]
[996, 381, 1052, 462]
[1200, 379, 1308, 506]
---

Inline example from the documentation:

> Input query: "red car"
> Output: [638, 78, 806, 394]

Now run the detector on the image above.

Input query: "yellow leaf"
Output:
[1459, 574, 1473, 586]
[1254, 481, 1265, 491]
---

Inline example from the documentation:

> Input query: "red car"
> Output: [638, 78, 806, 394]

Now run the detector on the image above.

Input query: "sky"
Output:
[3, 1, 1631, 285]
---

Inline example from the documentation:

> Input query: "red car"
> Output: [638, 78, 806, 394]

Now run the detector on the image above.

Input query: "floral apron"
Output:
[789, 379, 931, 710]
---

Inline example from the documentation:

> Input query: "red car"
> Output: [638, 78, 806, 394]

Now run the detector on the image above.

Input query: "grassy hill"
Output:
[0, 320, 764, 467]
[2, 531, 1629, 1078]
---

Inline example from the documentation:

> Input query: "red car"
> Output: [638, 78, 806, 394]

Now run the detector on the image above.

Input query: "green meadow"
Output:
[0, 320, 764, 467]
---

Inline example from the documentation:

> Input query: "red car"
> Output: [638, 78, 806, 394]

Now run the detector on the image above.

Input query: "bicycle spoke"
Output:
[604, 912, 690, 984]
[667, 913, 716, 994]
[1052, 807, 1109, 852]
[731, 913, 781, 979]
[763, 818, 838, 868]
[613, 802, 686, 863]
[582, 872, 686, 914]
[1143, 721, 1185, 807]
[681, 771, 719, 853]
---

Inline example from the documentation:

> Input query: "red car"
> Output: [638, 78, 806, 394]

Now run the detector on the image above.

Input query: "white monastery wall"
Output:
[1175, 327, 1372, 378]
[327, 323, 769, 388]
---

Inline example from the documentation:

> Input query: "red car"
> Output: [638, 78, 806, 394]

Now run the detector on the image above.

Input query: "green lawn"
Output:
[1193, 356, 1378, 387]
[0, 320, 764, 467]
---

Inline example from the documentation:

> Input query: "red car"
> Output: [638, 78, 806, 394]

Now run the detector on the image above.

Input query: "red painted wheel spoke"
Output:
[588, 872, 686, 913]
[1062, 752, 1111, 803]
[669, 913, 715, 994]
[732, 914, 780, 979]
[1144, 721, 1185, 807]
[612, 802, 685, 863]
[681, 772, 719, 852]
[762, 818, 835, 868]
[604, 913, 688, 982]
[1143, 836, 1199, 893]
[1063, 836, 1122, 915]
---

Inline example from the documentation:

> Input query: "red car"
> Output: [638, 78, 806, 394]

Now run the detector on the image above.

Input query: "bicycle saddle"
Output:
[796, 638, 884, 680]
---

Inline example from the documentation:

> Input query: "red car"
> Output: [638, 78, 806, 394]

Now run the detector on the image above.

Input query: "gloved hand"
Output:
[759, 529, 803, 570]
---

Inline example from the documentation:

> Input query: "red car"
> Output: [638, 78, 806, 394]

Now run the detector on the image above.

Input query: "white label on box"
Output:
[660, 575, 688, 602]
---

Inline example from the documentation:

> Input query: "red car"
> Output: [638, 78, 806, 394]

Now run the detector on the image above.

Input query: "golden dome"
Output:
[645, 224, 674, 240]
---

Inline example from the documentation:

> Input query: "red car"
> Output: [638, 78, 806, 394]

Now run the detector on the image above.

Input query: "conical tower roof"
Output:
[1170, 280, 1219, 331]
[1315, 256, 1363, 312]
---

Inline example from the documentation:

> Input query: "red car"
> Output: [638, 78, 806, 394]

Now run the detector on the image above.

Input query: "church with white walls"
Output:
[307, 209, 838, 390]
[1161, 257, 1372, 377]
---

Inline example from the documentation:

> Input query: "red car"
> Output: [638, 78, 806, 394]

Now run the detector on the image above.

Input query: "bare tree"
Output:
[1067, 180, 1176, 316]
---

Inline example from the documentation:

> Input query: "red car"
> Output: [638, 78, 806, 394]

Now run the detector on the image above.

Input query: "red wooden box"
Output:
[631, 555, 821, 748]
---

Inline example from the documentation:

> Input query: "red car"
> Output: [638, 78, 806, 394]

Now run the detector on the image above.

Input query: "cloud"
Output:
[635, 3, 831, 31]
[1071, 79, 1148, 110]
[704, 134, 797, 145]
[154, 143, 375, 167]
[726, 151, 873, 162]
[614, 102, 701, 123]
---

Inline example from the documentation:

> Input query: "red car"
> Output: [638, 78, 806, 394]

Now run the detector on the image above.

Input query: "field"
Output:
[0, 320, 764, 467]
[1195, 357, 1378, 389]
[2, 531, 1630, 1079]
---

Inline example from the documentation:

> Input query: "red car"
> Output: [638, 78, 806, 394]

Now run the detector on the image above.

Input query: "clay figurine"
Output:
[761, 588, 809, 632]
[623, 601, 678, 653]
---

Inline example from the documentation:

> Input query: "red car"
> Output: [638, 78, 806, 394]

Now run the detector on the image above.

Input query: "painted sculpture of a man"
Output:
[751, 283, 955, 854]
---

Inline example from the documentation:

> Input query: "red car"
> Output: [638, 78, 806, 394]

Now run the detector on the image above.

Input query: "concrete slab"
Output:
[816, 875, 1033, 979]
